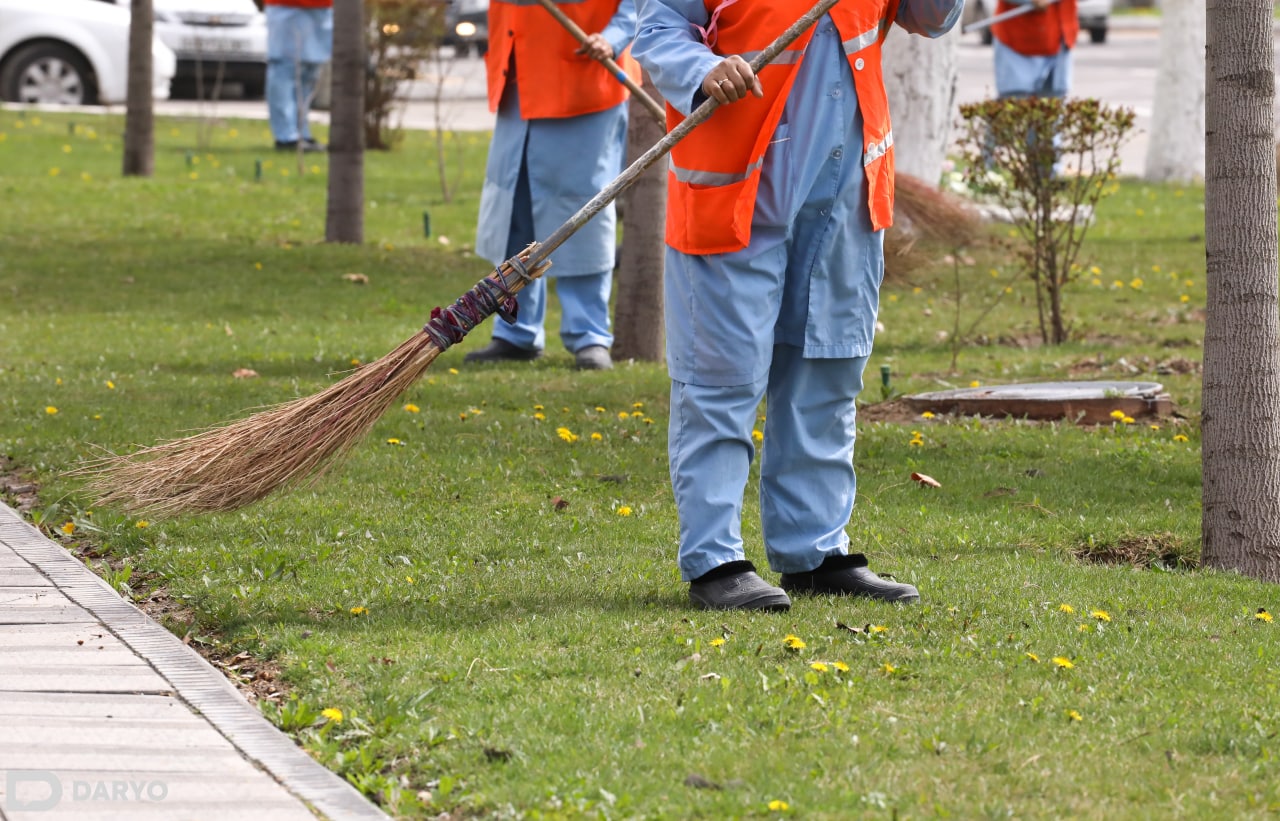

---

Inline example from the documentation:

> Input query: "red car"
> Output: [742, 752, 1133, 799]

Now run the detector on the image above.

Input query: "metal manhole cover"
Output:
[903, 380, 1173, 423]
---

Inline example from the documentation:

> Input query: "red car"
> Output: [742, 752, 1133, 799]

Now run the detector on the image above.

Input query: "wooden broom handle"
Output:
[500, 0, 840, 282]
[534, 0, 668, 125]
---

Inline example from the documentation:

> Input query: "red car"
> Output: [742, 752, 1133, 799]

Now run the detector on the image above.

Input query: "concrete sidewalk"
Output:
[0, 501, 390, 821]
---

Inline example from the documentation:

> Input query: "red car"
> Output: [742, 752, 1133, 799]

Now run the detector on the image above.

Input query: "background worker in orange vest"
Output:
[991, 0, 1078, 100]
[264, 0, 332, 152]
[633, 0, 961, 611]
[465, 0, 641, 371]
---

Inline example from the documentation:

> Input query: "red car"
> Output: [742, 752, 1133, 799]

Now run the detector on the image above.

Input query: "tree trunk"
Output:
[1145, 0, 1206, 182]
[881, 24, 958, 184]
[122, 0, 155, 177]
[325, 0, 365, 244]
[1202, 0, 1280, 581]
[612, 70, 666, 362]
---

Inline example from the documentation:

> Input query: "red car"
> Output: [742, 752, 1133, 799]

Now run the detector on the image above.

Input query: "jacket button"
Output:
[854, 57, 865, 70]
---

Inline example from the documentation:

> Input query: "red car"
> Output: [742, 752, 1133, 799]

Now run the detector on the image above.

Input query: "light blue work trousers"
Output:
[671, 347, 867, 581]
[265, 5, 333, 143]
[492, 143, 613, 353]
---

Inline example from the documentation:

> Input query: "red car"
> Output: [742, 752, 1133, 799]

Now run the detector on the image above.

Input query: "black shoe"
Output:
[274, 139, 326, 153]
[574, 345, 612, 370]
[780, 554, 919, 603]
[463, 338, 543, 363]
[689, 561, 791, 612]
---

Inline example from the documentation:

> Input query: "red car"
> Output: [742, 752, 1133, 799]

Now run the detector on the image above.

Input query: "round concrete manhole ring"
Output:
[903, 380, 1173, 424]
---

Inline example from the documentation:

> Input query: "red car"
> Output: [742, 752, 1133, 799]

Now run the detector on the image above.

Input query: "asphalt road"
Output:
[155, 21, 1184, 177]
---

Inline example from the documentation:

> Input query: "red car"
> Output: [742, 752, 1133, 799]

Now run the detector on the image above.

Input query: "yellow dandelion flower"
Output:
[60, 522, 76, 535]
[1052, 656, 1074, 669]
[1122, 416, 1135, 425]
[1150, 424, 1160, 431]
[881, 662, 897, 674]
[1111, 279, 1125, 289]
[350, 606, 368, 615]
[810, 662, 829, 673]
[403, 403, 420, 413]
[833, 661, 849, 672]
[1092, 278, 1102, 286]
[1180, 294, 1191, 303]
[1109, 410, 1125, 420]
[189, 172, 198, 180]
[1067, 709, 1083, 722]
[643, 417, 654, 425]
[448, 368, 459, 375]
[534, 404, 545, 411]
[49, 167, 60, 176]
[45, 406, 58, 415]
[406, 576, 414, 584]
[1129, 278, 1143, 289]
[1078, 623, 1091, 633]
[632, 402, 644, 409]
[616, 506, 633, 516]
[617, 411, 629, 420]
[255, 262, 263, 270]
[921, 411, 935, 419]
[870, 625, 888, 634]
[385, 438, 401, 445]
[459, 412, 468, 421]
[135, 520, 149, 529]
[1091, 609, 1111, 622]
[1089, 265, 1101, 275]
[595, 406, 606, 412]
[752, 430, 764, 443]
[888, 294, 899, 302]
[768, 800, 789, 812]
[783, 634, 807, 650]
[1058, 603, 1075, 614]
[533, 412, 547, 421]
[709, 637, 726, 647]
[321, 707, 344, 723]
[1173, 434, 1189, 442]
[556, 427, 579, 443]
[631, 410, 643, 418]
[1184, 279, 1195, 288]
[350, 358, 360, 366]
[1025, 652, 1040, 663]
[969, 380, 980, 388]
[1151, 264, 1162, 273]
[106, 380, 115, 389]
[590, 432, 603, 441]
[1256, 609, 1273, 623]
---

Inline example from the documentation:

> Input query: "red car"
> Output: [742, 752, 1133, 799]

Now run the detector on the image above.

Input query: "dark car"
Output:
[443, 0, 487, 57]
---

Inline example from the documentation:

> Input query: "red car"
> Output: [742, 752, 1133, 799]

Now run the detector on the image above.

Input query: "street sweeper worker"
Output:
[631, 0, 962, 611]
[465, 0, 641, 372]
[991, 0, 1078, 100]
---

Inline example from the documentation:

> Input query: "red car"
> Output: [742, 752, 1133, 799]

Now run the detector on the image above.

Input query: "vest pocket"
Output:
[668, 176, 754, 255]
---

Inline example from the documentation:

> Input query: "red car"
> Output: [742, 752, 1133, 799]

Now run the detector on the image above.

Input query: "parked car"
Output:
[104, 0, 267, 99]
[443, 0, 488, 57]
[963, 0, 1112, 46]
[0, 0, 175, 105]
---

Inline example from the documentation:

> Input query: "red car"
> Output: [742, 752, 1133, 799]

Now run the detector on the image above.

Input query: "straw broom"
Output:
[82, 0, 842, 518]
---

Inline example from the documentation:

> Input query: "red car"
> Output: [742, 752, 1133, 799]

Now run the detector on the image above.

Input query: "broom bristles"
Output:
[81, 333, 443, 517]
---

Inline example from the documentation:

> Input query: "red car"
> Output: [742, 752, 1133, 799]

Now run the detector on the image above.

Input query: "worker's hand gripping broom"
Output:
[83, 0, 841, 518]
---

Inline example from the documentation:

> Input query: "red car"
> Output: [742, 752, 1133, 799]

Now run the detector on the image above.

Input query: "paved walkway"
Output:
[0, 501, 390, 821]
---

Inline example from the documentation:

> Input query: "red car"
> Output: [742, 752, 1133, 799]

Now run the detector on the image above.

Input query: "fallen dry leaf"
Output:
[552, 496, 570, 510]
[232, 368, 259, 379]
[911, 472, 941, 488]
[342, 273, 369, 285]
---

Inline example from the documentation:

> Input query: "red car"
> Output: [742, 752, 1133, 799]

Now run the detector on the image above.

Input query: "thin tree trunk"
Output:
[122, 0, 155, 177]
[612, 70, 666, 362]
[1145, 0, 1206, 182]
[1202, 0, 1280, 581]
[326, 0, 365, 244]
[881, 24, 958, 184]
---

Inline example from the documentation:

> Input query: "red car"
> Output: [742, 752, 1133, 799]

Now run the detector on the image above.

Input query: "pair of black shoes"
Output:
[275, 138, 326, 153]
[464, 339, 613, 371]
[688, 555, 919, 612]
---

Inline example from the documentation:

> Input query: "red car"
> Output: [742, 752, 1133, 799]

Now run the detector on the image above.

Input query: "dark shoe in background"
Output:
[274, 139, 326, 153]
[574, 345, 613, 371]
[780, 553, 919, 603]
[463, 338, 543, 363]
[689, 561, 791, 612]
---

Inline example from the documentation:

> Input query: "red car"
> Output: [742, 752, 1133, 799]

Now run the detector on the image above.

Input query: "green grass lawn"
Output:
[2, 108, 1277, 820]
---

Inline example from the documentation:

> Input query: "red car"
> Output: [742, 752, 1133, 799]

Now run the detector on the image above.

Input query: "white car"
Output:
[105, 0, 267, 99]
[0, 0, 175, 105]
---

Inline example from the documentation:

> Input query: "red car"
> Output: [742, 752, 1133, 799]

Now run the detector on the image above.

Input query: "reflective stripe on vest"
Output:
[486, 0, 640, 119]
[664, 0, 897, 255]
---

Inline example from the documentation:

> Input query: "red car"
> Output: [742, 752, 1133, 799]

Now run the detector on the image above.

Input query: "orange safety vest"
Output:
[665, 0, 897, 255]
[992, 0, 1078, 57]
[486, 0, 641, 120]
